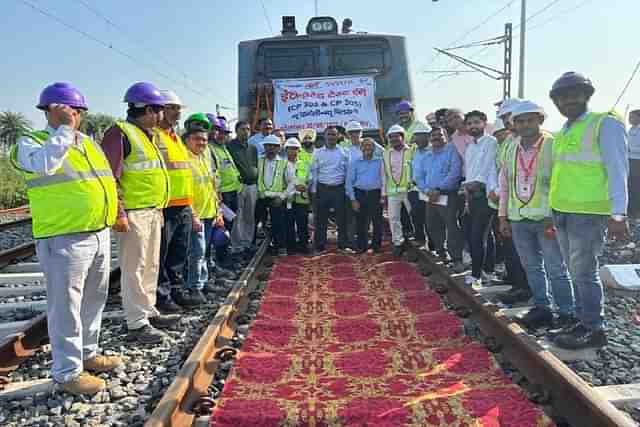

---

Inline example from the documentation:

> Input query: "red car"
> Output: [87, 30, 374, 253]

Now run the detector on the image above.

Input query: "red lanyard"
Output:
[516, 136, 543, 182]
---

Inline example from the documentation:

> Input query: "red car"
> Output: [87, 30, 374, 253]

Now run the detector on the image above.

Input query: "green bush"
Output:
[0, 156, 27, 208]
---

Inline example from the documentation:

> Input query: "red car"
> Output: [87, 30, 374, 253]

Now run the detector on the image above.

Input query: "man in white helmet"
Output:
[383, 124, 413, 256]
[283, 138, 310, 253]
[408, 122, 432, 248]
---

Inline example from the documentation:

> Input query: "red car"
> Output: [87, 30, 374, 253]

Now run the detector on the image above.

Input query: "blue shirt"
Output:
[348, 141, 384, 161]
[248, 133, 269, 156]
[310, 145, 349, 192]
[413, 143, 462, 193]
[345, 156, 384, 200]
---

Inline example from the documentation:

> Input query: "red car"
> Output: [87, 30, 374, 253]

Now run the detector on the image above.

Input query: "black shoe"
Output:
[517, 306, 553, 329]
[355, 247, 367, 254]
[496, 288, 532, 305]
[297, 244, 310, 255]
[547, 316, 581, 339]
[173, 289, 207, 307]
[372, 247, 382, 254]
[127, 324, 166, 344]
[392, 245, 403, 257]
[156, 298, 183, 314]
[149, 314, 181, 329]
[554, 324, 607, 349]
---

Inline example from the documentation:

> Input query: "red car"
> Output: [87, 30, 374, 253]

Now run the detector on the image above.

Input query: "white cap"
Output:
[346, 121, 363, 132]
[386, 124, 406, 137]
[159, 90, 185, 107]
[262, 135, 281, 146]
[510, 100, 547, 119]
[493, 118, 507, 134]
[412, 122, 432, 135]
[284, 137, 301, 149]
[497, 97, 522, 117]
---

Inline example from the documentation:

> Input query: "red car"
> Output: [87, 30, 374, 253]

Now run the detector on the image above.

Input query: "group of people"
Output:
[10, 70, 632, 396]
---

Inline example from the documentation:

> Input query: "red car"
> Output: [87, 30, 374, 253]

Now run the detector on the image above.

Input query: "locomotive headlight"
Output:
[307, 17, 338, 35]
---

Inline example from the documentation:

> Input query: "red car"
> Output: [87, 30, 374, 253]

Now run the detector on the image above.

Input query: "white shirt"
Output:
[629, 126, 640, 160]
[15, 125, 79, 174]
[464, 134, 498, 192]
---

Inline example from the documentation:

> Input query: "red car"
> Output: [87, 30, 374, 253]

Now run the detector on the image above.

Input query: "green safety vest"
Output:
[10, 130, 118, 238]
[292, 157, 311, 205]
[189, 151, 217, 219]
[210, 143, 242, 193]
[298, 148, 314, 165]
[155, 128, 193, 206]
[504, 135, 553, 221]
[258, 157, 287, 198]
[550, 112, 618, 215]
[383, 147, 412, 196]
[115, 121, 170, 210]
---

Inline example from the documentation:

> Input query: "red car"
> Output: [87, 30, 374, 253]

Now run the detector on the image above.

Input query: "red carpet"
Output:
[211, 245, 555, 426]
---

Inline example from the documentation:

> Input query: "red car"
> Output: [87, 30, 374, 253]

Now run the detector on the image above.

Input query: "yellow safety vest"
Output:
[10, 130, 117, 238]
[258, 157, 287, 198]
[504, 135, 553, 221]
[210, 144, 242, 193]
[155, 128, 193, 207]
[115, 121, 169, 210]
[550, 112, 617, 215]
[189, 151, 217, 219]
[291, 157, 311, 205]
[383, 147, 412, 196]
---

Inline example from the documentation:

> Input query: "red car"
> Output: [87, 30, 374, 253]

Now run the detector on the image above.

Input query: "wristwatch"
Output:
[611, 214, 627, 222]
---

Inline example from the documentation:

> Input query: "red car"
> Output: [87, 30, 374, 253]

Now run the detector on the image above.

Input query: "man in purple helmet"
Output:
[10, 83, 122, 395]
[102, 82, 179, 345]
[394, 100, 427, 148]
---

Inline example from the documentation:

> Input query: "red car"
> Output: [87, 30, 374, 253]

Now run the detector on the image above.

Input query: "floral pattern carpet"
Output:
[211, 245, 555, 427]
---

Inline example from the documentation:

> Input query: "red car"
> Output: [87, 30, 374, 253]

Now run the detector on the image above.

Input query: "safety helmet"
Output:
[262, 135, 281, 146]
[159, 90, 185, 107]
[425, 112, 436, 122]
[412, 122, 432, 135]
[549, 72, 595, 99]
[284, 138, 301, 149]
[217, 117, 232, 133]
[497, 98, 522, 117]
[346, 121, 363, 132]
[510, 100, 547, 120]
[37, 82, 88, 111]
[395, 100, 414, 113]
[184, 113, 211, 131]
[124, 82, 166, 106]
[386, 124, 406, 137]
[206, 113, 222, 130]
[493, 118, 507, 134]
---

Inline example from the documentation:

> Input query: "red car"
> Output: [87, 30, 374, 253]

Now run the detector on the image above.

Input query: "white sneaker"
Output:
[464, 275, 481, 287]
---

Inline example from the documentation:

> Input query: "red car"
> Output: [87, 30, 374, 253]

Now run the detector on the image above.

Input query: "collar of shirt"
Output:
[562, 111, 590, 131]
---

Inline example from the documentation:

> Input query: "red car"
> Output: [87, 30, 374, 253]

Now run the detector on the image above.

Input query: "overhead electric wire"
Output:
[613, 59, 640, 110]
[259, 0, 274, 34]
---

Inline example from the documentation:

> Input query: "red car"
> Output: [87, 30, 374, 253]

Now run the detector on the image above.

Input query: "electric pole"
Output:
[518, 0, 526, 98]
[314, 0, 318, 15]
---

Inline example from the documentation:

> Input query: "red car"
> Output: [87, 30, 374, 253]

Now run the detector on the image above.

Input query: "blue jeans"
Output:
[552, 212, 607, 329]
[511, 220, 574, 315]
[187, 227, 208, 290]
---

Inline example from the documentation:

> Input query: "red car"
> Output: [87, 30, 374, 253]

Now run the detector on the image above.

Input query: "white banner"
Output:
[273, 76, 379, 133]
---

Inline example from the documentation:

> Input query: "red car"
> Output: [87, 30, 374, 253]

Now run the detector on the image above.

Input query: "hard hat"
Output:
[497, 98, 522, 117]
[425, 112, 436, 122]
[217, 117, 231, 133]
[124, 82, 166, 106]
[345, 121, 363, 132]
[37, 82, 88, 111]
[262, 135, 281, 146]
[298, 128, 316, 142]
[284, 138, 301, 149]
[159, 90, 185, 107]
[412, 122, 432, 134]
[386, 124, 406, 137]
[184, 113, 211, 131]
[493, 118, 507, 134]
[549, 72, 595, 99]
[206, 113, 222, 130]
[395, 100, 414, 113]
[510, 100, 547, 120]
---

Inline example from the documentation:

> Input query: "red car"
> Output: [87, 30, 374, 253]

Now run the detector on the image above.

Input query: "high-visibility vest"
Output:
[383, 147, 412, 196]
[189, 151, 217, 219]
[550, 112, 618, 215]
[504, 135, 553, 221]
[155, 128, 193, 206]
[10, 130, 117, 238]
[339, 139, 352, 151]
[210, 143, 242, 193]
[291, 157, 311, 205]
[298, 148, 314, 165]
[258, 157, 287, 198]
[115, 121, 169, 210]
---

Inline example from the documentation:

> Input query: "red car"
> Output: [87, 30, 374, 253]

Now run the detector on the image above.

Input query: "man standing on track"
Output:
[249, 118, 274, 157]
[283, 138, 311, 254]
[548, 72, 629, 349]
[407, 123, 432, 249]
[394, 100, 426, 146]
[11, 82, 122, 395]
[102, 82, 177, 344]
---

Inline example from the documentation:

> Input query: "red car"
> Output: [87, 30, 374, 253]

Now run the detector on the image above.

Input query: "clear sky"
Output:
[1, 0, 638, 131]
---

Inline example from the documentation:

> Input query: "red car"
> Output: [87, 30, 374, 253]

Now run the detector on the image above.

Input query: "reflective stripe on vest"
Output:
[383, 147, 411, 196]
[211, 144, 242, 193]
[10, 130, 118, 238]
[155, 128, 194, 205]
[258, 158, 287, 198]
[189, 151, 217, 219]
[505, 135, 553, 221]
[549, 112, 614, 215]
[115, 121, 169, 210]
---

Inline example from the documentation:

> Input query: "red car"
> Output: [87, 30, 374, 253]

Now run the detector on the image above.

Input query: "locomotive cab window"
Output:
[331, 44, 387, 75]
[261, 47, 319, 79]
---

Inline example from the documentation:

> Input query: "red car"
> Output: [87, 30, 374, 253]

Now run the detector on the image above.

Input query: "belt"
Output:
[354, 187, 381, 193]
[318, 183, 344, 190]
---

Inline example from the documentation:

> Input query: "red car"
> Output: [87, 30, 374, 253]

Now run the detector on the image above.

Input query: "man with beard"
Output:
[548, 72, 629, 349]
[394, 100, 427, 145]
[249, 118, 274, 156]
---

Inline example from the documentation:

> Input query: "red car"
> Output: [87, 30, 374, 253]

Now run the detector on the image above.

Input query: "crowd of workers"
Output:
[10, 71, 636, 396]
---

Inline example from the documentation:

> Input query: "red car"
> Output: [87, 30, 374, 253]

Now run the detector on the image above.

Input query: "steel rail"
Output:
[410, 246, 635, 427]
[0, 218, 33, 233]
[0, 242, 36, 270]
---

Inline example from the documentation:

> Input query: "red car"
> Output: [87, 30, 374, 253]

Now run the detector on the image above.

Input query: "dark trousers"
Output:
[501, 232, 529, 290]
[354, 188, 383, 251]
[261, 198, 286, 249]
[426, 194, 464, 261]
[468, 193, 496, 278]
[314, 184, 347, 249]
[629, 159, 640, 218]
[286, 203, 309, 249]
[408, 190, 428, 243]
[157, 205, 192, 301]
[221, 191, 238, 231]
[345, 203, 357, 249]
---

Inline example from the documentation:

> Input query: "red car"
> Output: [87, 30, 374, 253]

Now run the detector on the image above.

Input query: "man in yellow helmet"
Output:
[11, 83, 122, 395]
[547, 72, 629, 349]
